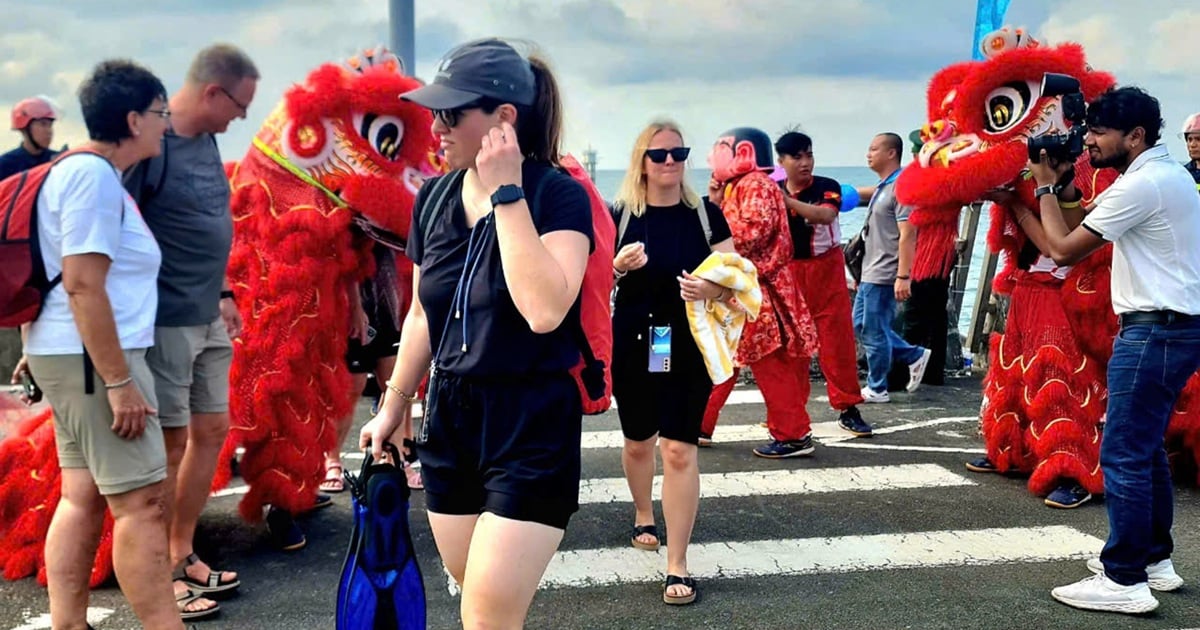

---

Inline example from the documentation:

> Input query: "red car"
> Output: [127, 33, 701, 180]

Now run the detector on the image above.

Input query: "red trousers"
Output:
[790, 249, 864, 410]
[702, 349, 812, 442]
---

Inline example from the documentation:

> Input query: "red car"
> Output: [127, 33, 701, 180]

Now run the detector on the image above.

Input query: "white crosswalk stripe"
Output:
[532, 526, 1102, 590]
[577, 464, 975, 504]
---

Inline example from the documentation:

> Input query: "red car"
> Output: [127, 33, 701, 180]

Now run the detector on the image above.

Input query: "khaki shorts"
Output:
[147, 319, 233, 428]
[27, 350, 167, 496]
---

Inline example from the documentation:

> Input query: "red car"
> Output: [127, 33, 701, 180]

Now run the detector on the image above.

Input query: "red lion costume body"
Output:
[895, 28, 1119, 501]
[0, 47, 442, 587]
[218, 47, 441, 520]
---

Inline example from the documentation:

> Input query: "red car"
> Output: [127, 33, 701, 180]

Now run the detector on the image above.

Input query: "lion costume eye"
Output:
[358, 113, 406, 161]
[983, 82, 1035, 133]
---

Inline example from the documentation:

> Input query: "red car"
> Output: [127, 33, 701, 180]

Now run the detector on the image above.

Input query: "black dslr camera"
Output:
[1028, 73, 1087, 164]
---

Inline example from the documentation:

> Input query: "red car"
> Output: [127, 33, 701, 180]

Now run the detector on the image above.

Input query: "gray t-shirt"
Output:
[124, 131, 232, 327]
[861, 174, 911, 285]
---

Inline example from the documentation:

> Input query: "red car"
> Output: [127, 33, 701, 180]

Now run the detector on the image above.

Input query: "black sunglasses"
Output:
[645, 147, 690, 163]
[433, 100, 484, 129]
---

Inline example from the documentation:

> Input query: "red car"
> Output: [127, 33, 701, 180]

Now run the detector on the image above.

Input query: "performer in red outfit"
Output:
[894, 27, 1118, 508]
[701, 127, 820, 459]
[775, 131, 871, 437]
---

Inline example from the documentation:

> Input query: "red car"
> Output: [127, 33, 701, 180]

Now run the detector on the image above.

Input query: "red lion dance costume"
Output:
[0, 46, 442, 587]
[895, 28, 1120, 504]
[219, 47, 441, 520]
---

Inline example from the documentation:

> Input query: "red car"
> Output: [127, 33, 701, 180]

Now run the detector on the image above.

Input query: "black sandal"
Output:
[630, 524, 659, 551]
[173, 552, 241, 595]
[663, 574, 697, 605]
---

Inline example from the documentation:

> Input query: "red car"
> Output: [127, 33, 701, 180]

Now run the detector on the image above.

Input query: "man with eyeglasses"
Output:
[123, 43, 259, 620]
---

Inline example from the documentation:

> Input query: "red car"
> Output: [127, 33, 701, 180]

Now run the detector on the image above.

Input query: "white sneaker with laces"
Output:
[1051, 573, 1159, 614]
[906, 348, 932, 393]
[1087, 558, 1184, 592]
[860, 386, 890, 403]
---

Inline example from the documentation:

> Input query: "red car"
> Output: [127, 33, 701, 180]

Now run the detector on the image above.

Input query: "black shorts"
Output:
[345, 316, 401, 374]
[416, 369, 582, 529]
[611, 325, 711, 444]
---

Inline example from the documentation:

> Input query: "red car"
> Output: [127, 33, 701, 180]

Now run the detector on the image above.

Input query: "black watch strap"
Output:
[220, 289, 236, 301]
[1035, 184, 1061, 198]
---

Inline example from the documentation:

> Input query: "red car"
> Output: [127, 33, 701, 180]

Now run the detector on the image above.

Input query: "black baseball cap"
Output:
[402, 39, 536, 109]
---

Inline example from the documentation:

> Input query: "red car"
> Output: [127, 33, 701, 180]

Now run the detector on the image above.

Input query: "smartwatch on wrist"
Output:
[490, 184, 524, 208]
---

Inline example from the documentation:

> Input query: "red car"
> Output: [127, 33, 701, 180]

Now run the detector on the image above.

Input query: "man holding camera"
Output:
[1023, 86, 1200, 615]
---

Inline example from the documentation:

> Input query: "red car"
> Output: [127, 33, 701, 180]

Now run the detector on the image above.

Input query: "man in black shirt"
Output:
[0, 96, 58, 181]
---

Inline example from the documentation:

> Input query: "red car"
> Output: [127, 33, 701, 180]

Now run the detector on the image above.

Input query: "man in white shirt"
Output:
[1025, 86, 1200, 615]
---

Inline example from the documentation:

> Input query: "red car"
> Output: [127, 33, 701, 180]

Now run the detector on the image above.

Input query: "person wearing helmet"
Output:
[0, 96, 58, 180]
[1182, 112, 1200, 189]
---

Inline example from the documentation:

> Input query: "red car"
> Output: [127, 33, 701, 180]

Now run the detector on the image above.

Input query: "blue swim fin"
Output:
[337, 442, 425, 629]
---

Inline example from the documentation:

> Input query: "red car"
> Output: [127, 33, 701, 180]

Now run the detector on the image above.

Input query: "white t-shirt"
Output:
[1082, 145, 1200, 315]
[25, 154, 162, 355]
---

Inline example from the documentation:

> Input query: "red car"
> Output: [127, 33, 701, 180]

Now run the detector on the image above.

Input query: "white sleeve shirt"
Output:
[1081, 145, 1200, 315]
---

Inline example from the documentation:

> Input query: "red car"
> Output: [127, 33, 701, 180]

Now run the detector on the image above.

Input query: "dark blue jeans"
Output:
[852, 281, 925, 392]
[1100, 319, 1200, 585]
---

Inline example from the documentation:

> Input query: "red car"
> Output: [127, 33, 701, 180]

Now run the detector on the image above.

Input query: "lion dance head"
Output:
[896, 27, 1116, 281]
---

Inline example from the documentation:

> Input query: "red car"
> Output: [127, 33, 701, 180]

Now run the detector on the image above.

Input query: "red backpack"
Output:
[557, 154, 615, 414]
[0, 149, 101, 327]
[416, 154, 615, 414]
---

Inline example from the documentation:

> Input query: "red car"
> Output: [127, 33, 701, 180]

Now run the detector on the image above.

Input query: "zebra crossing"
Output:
[10, 380, 1200, 629]
[418, 382, 1200, 629]
[438, 390, 1104, 598]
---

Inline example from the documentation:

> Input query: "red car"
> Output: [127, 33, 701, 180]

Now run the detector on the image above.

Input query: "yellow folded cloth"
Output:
[685, 252, 762, 384]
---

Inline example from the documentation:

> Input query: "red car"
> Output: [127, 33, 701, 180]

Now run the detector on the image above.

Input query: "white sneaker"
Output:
[1051, 573, 1159, 614]
[861, 386, 890, 403]
[906, 348, 932, 393]
[1087, 558, 1184, 592]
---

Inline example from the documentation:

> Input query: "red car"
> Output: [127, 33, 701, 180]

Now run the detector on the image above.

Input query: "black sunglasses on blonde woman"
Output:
[645, 147, 690, 163]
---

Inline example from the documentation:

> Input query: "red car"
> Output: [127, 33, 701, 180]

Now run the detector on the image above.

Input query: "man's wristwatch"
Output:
[1035, 183, 1063, 199]
[490, 184, 524, 208]
[220, 290, 236, 302]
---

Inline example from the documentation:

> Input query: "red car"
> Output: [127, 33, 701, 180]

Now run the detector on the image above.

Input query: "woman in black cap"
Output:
[360, 39, 593, 628]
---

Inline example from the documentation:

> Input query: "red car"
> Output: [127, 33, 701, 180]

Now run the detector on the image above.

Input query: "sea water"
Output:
[592, 167, 992, 334]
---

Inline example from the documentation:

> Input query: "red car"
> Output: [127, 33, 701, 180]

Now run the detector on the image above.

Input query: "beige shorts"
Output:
[147, 319, 233, 428]
[27, 350, 167, 496]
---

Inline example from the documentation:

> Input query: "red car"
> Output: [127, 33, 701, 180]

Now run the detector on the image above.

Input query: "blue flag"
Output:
[972, 0, 1013, 60]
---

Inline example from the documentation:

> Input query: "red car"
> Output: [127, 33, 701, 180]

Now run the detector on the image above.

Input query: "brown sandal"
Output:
[320, 462, 345, 493]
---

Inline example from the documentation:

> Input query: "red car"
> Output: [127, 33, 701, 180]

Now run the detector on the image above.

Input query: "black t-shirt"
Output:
[1187, 160, 1200, 187]
[408, 161, 594, 376]
[781, 175, 841, 259]
[0, 145, 56, 181]
[611, 200, 732, 334]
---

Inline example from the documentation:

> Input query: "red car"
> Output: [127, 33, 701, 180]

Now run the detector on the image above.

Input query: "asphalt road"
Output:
[4, 376, 1200, 630]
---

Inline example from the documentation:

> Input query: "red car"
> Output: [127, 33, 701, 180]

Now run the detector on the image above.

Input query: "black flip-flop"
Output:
[631, 524, 659, 551]
[663, 574, 697, 605]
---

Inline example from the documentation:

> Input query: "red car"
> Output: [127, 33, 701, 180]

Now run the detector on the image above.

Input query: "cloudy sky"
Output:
[1, 0, 1196, 168]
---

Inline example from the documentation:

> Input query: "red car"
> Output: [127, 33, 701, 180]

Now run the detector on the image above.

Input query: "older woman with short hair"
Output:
[22, 59, 188, 628]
